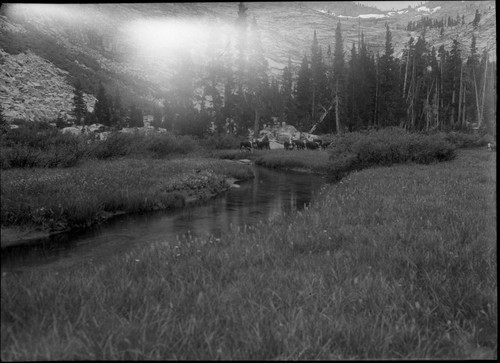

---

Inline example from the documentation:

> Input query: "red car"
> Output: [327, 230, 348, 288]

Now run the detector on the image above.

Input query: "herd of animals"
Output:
[240, 135, 332, 152]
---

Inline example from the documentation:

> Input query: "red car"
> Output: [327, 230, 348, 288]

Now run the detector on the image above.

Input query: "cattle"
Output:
[240, 141, 253, 152]
[284, 140, 294, 150]
[305, 140, 320, 150]
[292, 139, 305, 150]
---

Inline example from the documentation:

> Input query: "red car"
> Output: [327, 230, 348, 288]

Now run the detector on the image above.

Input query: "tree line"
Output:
[72, 2, 496, 137]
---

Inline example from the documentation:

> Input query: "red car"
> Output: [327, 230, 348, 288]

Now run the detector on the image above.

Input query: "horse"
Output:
[305, 140, 320, 150]
[240, 141, 253, 152]
[292, 139, 305, 150]
[321, 141, 332, 150]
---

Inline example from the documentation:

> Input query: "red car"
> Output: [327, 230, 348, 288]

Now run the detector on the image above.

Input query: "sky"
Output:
[357, 1, 427, 11]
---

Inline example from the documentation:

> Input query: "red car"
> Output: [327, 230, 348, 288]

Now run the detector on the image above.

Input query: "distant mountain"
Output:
[0, 1, 496, 122]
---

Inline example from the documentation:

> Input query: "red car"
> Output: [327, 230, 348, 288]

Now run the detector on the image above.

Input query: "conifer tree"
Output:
[93, 82, 111, 126]
[472, 9, 481, 28]
[310, 30, 327, 122]
[332, 21, 345, 134]
[110, 88, 123, 128]
[72, 79, 87, 126]
[280, 55, 297, 125]
[295, 54, 312, 130]
[128, 104, 143, 128]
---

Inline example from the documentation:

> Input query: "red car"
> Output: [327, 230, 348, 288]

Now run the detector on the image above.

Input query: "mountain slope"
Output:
[0, 1, 496, 123]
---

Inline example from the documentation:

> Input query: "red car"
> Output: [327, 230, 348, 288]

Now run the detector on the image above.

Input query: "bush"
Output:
[0, 122, 85, 168]
[85, 132, 200, 160]
[200, 133, 241, 150]
[85, 132, 135, 159]
[437, 131, 483, 148]
[327, 127, 457, 179]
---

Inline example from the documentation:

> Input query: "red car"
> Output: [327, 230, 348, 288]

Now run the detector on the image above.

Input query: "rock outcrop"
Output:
[0, 49, 95, 122]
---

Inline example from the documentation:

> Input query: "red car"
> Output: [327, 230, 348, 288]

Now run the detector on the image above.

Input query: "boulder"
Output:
[61, 127, 81, 135]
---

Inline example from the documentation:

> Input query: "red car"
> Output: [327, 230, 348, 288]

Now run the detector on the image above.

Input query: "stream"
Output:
[1, 166, 327, 272]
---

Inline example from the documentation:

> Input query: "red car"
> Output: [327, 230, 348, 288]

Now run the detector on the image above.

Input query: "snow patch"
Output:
[358, 13, 388, 19]
[417, 6, 441, 13]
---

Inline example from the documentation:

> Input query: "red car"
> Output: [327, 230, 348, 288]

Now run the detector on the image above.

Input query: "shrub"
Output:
[0, 122, 85, 168]
[85, 132, 134, 159]
[327, 127, 457, 179]
[438, 131, 482, 148]
[201, 133, 241, 150]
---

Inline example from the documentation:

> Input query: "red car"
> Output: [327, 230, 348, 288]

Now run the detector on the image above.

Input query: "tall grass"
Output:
[1, 158, 254, 233]
[1, 149, 495, 359]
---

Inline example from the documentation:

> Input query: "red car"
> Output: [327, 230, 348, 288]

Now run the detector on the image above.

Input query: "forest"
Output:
[72, 2, 496, 140]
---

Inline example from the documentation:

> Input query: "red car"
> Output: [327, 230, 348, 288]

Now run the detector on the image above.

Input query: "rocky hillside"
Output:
[0, 49, 95, 121]
[0, 1, 496, 122]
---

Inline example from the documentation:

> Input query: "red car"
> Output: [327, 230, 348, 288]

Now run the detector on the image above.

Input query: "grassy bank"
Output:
[1, 149, 496, 359]
[0, 157, 254, 245]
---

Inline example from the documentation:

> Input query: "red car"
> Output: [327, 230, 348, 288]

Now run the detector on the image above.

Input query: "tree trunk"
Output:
[309, 103, 333, 134]
[335, 79, 341, 134]
[457, 61, 463, 127]
[254, 107, 260, 138]
[473, 68, 482, 127]
[480, 55, 488, 127]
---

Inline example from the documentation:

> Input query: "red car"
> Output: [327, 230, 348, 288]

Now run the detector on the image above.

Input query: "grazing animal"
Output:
[255, 136, 270, 150]
[292, 139, 305, 150]
[305, 140, 320, 150]
[487, 142, 496, 152]
[321, 141, 332, 150]
[284, 140, 294, 150]
[240, 141, 253, 152]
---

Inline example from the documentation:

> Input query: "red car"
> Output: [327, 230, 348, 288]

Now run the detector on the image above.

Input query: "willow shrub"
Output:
[85, 132, 200, 160]
[327, 127, 457, 180]
[0, 123, 86, 169]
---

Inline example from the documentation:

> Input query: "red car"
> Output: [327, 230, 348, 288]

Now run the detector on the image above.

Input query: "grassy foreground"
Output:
[0, 157, 254, 245]
[1, 149, 496, 359]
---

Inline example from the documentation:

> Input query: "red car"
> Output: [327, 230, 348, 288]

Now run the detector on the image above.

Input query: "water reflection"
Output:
[1, 166, 326, 272]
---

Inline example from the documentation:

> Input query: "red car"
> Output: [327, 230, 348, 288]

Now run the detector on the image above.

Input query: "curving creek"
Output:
[1, 166, 328, 273]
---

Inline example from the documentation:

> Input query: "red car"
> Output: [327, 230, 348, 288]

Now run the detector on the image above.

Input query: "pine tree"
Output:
[128, 104, 143, 128]
[280, 55, 297, 125]
[295, 54, 312, 130]
[110, 88, 123, 128]
[247, 15, 269, 136]
[72, 79, 87, 126]
[472, 9, 481, 28]
[93, 82, 111, 126]
[333, 21, 345, 134]
[310, 30, 327, 122]
[378, 23, 402, 126]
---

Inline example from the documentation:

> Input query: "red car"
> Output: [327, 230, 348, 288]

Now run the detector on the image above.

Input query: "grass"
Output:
[0, 157, 254, 234]
[1, 148, 496, 359]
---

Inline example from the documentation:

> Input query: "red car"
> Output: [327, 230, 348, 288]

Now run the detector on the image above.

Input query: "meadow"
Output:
[0, 157, 254, 245]
[1, 148, 496, 360]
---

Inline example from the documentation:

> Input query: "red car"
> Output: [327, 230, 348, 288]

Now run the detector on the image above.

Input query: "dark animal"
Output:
[255, 136, 270, 150]
[305, 140, 320, 150]
[313, 139, 322, 147]
[321, 141, 332, 150]
[240, 141, 253, 152]
[292, 139, 305, 150]
[284, 140, 294, 150]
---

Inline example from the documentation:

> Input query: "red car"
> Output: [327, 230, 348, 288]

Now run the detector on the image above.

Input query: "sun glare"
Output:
[125, 18, 211, 56]
[7, 3, 85, 23]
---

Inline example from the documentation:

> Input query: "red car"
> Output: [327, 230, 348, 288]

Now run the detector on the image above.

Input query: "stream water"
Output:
[1, 166, 327, 272]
